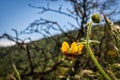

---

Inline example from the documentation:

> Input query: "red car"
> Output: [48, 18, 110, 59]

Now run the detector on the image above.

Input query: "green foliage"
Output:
[0, 21, 120, 79]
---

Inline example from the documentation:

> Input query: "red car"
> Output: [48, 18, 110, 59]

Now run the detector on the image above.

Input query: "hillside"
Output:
[0, 22, 120, 80]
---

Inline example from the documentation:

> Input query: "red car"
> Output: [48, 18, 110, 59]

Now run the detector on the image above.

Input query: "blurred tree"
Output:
[22, 0, 119, 39]
[0, 0, 120, 79]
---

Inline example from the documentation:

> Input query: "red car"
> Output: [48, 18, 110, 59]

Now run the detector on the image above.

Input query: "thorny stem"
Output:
[85, 22, 111, 80]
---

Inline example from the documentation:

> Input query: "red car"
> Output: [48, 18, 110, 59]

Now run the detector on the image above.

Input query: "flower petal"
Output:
[71, 42, 78, 54]
[77, 44, 84, 54]
[61, 41, 69, 53]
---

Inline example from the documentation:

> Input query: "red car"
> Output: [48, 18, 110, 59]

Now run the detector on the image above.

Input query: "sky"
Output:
[0, 0, 120, 46]
[0, 0, 52, 39]
[0, 0, 71, 46]
[0, 0, 44, 46]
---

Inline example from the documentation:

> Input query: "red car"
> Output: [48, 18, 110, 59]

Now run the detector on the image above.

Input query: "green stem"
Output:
[85, 21, 111, 80]
[86, 44, 111, 80]
[13, 64, 21, 80]
[86, 21, 92, 42]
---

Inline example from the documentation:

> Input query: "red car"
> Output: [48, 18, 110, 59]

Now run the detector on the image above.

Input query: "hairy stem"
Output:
[85, 44, 111, 80]
[85, 21, 111, 80]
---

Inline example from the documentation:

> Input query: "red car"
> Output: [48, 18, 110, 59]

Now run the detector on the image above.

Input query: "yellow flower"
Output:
[71, 42, 78, 54]
[78, 44, 84, 54]
[61, 41, 69, 54]
[61, 41, 84, 57]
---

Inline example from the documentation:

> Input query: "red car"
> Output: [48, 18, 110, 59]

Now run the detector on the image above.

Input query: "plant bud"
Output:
[91, 14, 101, 23]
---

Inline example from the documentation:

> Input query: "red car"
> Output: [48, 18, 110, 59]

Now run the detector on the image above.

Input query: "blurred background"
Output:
[0, 0, 120, 80]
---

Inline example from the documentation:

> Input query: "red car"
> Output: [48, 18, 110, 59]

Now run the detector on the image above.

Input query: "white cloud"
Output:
[0, 40, 15, 47]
